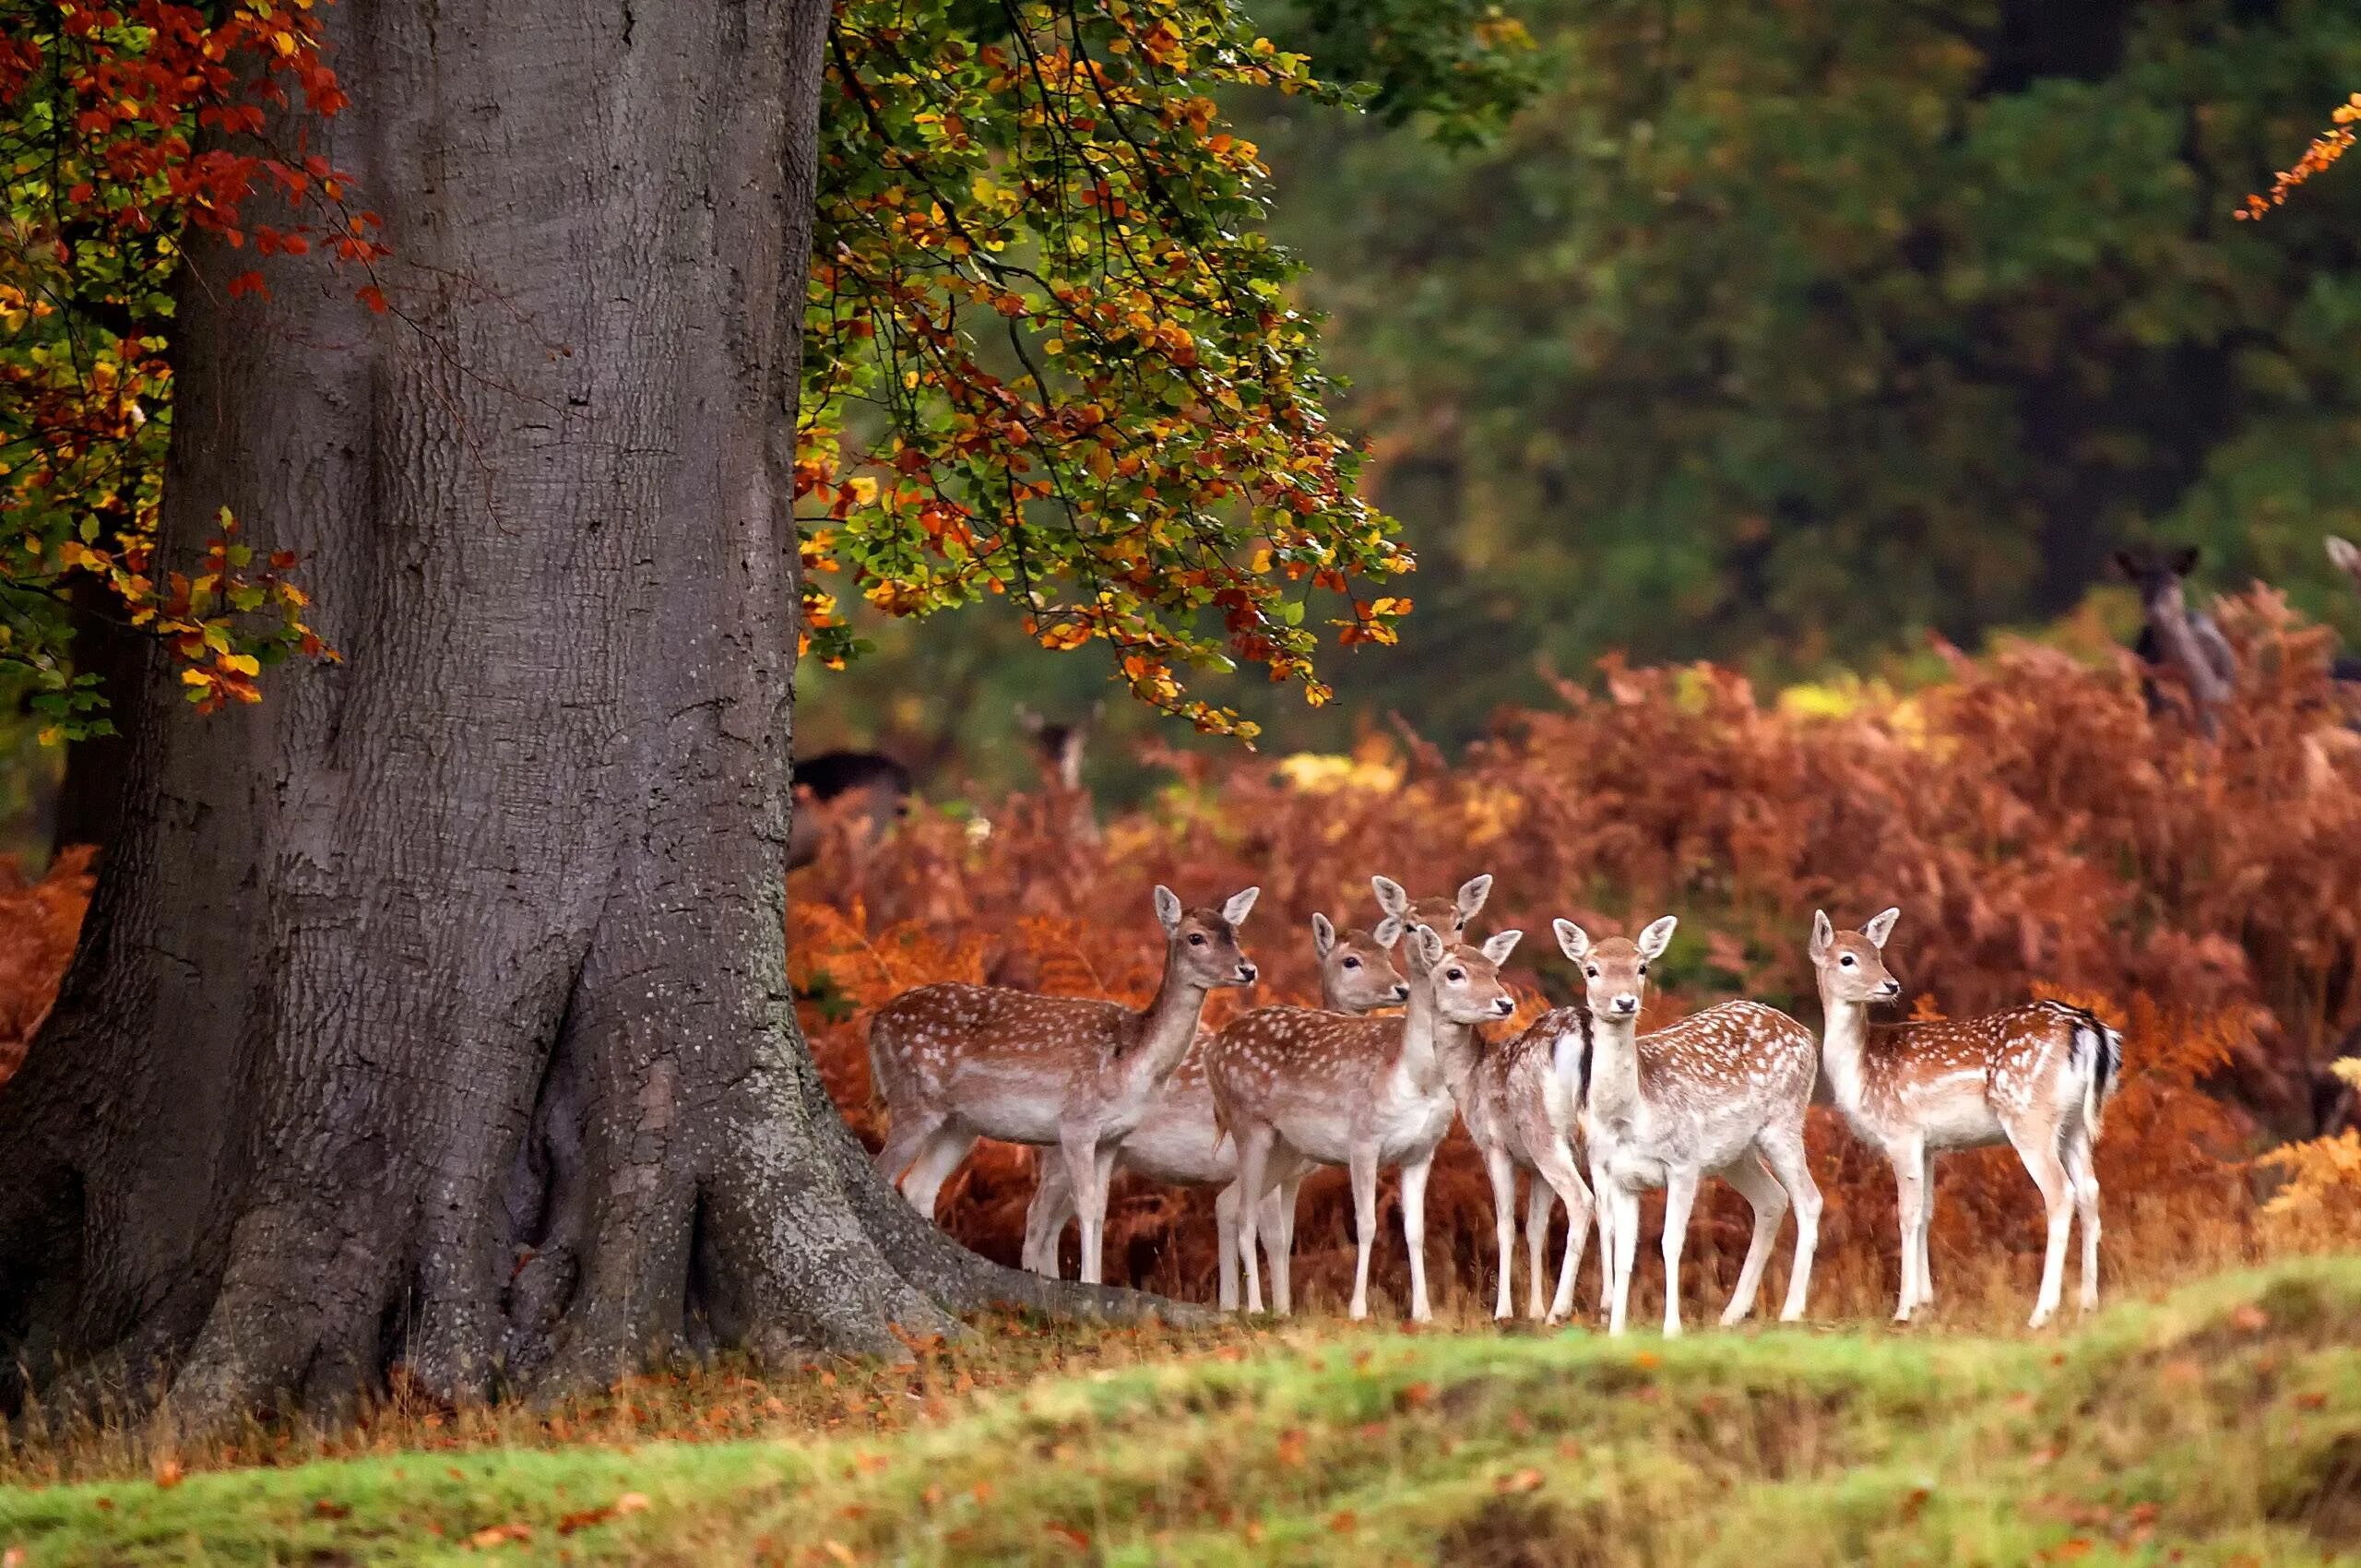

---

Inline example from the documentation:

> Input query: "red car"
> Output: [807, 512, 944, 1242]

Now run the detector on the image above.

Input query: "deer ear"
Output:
[1372, 914, 1405, 949]
[1370, 875, 1407, 919]
[2171, 544, 2201, 576]
[2330, 536, 2361, 575]
[1154, 885, 1183, 934]
[1222, 886, 1261, 928]
[1864, 907, 1901, 948]
[1482, 929, 1523, 966]
[2110, 549, 2139, 580]
[1554, 919, 1591, 964]
[1408, 923, 1444, 973]
[1457, 873, 1494, 920]
[1638, 915, 1679, 961]
[1810, 909, 1835, 960]
[1311, 911, 1336, 957]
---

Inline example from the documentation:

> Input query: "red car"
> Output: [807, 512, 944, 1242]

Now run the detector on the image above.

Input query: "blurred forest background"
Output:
[798, 0, 2361, 802]
[6, 0, 2361, 837]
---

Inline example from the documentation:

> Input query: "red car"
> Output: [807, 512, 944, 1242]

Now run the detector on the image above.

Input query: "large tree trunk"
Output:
[0, 0, 1122, 1427]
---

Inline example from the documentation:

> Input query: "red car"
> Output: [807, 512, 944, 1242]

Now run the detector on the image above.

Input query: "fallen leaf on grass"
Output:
[1328, 1510, 1358, 1534]
[467, 1522, 532, 1548]
[1045, 1521, 1092, 1550]
[152, 1457, 184, 1489]
[312, 1499, 351, 1519]
[1497, 1468, 1545, 1494]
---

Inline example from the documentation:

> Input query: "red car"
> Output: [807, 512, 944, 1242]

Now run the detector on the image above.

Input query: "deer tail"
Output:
[2063, 1008, 2124, 1135]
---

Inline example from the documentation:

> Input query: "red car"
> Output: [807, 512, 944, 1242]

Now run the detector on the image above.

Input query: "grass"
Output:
[6, 1260, 2361, 1564]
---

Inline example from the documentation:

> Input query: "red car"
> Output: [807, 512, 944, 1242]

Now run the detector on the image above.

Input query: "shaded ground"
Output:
[6, 1260, 2361, 1564]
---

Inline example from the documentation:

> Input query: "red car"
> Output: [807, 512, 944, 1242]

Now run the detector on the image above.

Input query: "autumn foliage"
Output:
[789, 596, 2361, 1319]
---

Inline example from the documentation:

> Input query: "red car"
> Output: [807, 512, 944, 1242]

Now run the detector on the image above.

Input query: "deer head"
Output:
[2328, 536, 2361, 595]
[1312, 911, 1410, 1009]
[2111, 543, 2201, 618]
[1809, 908, 1903, 1005]
[1370, 873, 1494, 940]
[1406, 922, 1521, 1023]
[1156, 885, 1262, 989]
[1552, 915, 1677, 1022]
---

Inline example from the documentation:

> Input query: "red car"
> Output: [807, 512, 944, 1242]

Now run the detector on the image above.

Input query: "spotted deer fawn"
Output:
[1811, 909, 2122, 1328]
[868, 885, 1259, 1285]
[1209, 920, 1521, 1321]
[1562, 917, 1822, 1336]
[1372, 873, 1492, 942]
[1019, 909, 1409, 1309]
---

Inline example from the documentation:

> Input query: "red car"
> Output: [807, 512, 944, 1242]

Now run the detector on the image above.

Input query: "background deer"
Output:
[1019, 909, 1409, 1308]
[1372, 872, 1491, 941]
[1209, 920, 1521, 1321]
[1452, 979, 1597, 1324]
[1812, 908, 2123, 1327]
[786, 749, 912, 872]
[2115, 544, 2236, 739]
[868, 885, 1259, 1285]
[1567, 916, 1822, 1336]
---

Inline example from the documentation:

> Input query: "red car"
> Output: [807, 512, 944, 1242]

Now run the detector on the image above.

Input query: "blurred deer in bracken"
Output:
[1811, 909, 2122, 1328]
[1017, 702, 1101, 846]
[1021, 909, 1409, 1308]
[1209, 919, 1521, 1321]
[2116, 544, 2236, 739]
[868, 885, 1259, 1285]
[786, 749, 911, 872]
[1372, 872, 1491, 942]
[1567, 916, 1822, 1336]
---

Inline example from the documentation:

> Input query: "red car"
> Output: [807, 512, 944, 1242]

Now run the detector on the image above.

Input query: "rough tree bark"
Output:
[0, 0, 1137, 1427]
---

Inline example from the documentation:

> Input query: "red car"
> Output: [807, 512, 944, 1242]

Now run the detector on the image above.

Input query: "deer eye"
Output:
[1637, 963, 1648, 976]
[1839, 954, 1856, 968]
[1585, 966, 1598, 979]
[1188, 932, 1206, 947]
[1446, 968, 1465, 982]
[1342, 956, 1361, 969]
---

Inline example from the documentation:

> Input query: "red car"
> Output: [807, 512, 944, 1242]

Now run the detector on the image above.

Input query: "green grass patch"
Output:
[7, 1261, 2361, 1564]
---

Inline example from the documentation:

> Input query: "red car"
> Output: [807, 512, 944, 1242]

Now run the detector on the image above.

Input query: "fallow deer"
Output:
[868, 885, 1260, 1285]
[1208, 921, 1522, 1321]
[1372, 873, 1492, 941]
[1811, 909, 2122, 1328]
[1018, 910, 1410, 1309]
[1451, 978, 1598, 1324]
[787, 749, 912, 871]
[1564, 917, 1822, 1336]
[2116, 544, 2236, 739]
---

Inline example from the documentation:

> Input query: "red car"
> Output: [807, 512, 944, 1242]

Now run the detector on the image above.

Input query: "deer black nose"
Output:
[1238, 963, 1258, 983]
[1390, 983, 1410, 1002]
[1612, 993, 1639, 1016]
[1880, 979, 1901, 998]
[1492, 997, 1515, 1016]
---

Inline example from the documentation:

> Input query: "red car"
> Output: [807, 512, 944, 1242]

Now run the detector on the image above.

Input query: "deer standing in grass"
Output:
[1811, 909, 2122, 1328]
[1209, 920, 1522, 1321]
[1019, 910, 1410, 1308]
[868, 885, 1260, 1285]
[1567, 916, 1823, 1336]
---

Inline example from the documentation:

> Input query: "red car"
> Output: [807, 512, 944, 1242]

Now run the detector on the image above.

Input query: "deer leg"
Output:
[1347, 1143, 1381, 1322]
[1213, 1182, 1242, 1311]
[898, 1123, 978, 1220]
[1887, 1134, 1927, 1321]
[1525, 1170, 1553, 1321]
[1607, 1182, 1642, 1336]
[1267, 1154, 1308, 1316]
[1915, 1143, 1938, 1311]
[1401, 1154, 1435, 1324]
[1592, 1152, 1617, 1318]
[1534, 1148, 1591, 1325]
[873, 1110, 944, 1196]
[1759, 1123, 1821, 1324]
[2064, 1123, 2102, 1313]
[1659, 1168, 1701, 1338]
[2008, 1121, 2075, 1329]
[1022, 1154, 1076, 1277]
[1716, 1150, 1788, 1327]
[1483, 1145, 1520, 1321]
[1236, 1126, 1275, 1313]
[1059, 1127, 1108, 1287]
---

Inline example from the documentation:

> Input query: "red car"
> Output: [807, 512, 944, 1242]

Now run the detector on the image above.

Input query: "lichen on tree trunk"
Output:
[0, 0, 1152, 1429]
